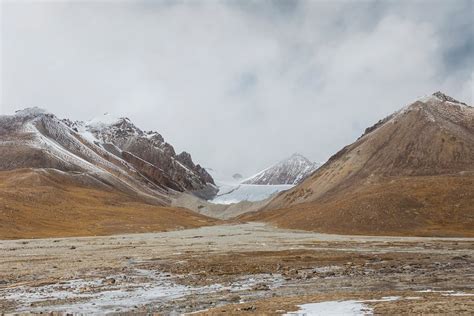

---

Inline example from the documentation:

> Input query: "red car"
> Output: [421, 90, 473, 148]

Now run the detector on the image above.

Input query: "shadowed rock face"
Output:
[84, 117, 216, 197]
[177, 151, 215, 186]
[243, 93, 474, 237]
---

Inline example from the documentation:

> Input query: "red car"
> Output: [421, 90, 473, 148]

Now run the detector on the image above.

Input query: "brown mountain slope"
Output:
[0, 169, 218, 239]
[0, 108, 221, 239]
[241, 93, 474, 237]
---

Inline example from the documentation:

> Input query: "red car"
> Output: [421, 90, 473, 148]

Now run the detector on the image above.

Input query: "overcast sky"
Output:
[1, 0, 472, 178]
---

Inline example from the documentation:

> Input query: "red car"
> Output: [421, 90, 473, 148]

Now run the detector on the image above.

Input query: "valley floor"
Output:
[0, 222, 473, 314]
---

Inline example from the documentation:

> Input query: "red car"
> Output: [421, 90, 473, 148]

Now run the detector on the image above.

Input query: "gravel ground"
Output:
[1, 222, 473, 314]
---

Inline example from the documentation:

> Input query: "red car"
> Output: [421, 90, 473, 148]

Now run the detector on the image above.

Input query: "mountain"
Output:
[203, 154, 318, 205]
[68, 113, 216, 199]
[242, 92, 474, 237]
[0, 108, 217, 238]
[243, 153, 321, 185]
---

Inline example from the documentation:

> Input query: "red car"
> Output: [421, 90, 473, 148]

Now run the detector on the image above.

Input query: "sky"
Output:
[1, 0, 473, 178]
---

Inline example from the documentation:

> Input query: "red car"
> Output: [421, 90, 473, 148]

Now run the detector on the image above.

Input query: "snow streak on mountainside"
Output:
[68, 113, 216, 198]
[243, 153, 321, 185]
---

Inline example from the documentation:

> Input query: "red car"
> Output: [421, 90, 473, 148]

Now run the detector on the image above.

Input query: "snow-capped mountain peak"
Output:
[87, 112, 128, 127]
[243, 153, 321, 185]
[286, 152, 312, 166]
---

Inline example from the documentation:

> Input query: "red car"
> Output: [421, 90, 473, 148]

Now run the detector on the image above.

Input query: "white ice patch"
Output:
[442, 292, 474, 297]
[312, 266, 342, 273]
[4, 272, 217, 314]
[210, 183, 293, 204]
[417, 289, 454, 293]
[3, 270, 284, 314]
[417, 289, 474, 297]
[285, 300, 372, 315]
[286, 297, 401, 316]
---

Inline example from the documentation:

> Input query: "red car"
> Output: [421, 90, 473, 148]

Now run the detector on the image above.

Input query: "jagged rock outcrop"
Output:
[80, 115, 216, 198]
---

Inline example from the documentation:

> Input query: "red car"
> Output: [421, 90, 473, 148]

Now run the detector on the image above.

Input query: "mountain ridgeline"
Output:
[0, 108, 215, 198]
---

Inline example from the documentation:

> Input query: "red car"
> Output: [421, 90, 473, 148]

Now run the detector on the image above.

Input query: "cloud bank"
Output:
[1, 0, 472, 177]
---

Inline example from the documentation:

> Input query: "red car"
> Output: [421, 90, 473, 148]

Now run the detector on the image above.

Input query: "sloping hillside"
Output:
[0, 108, 218, 238]
[0, 169, 218, 239]
[242, 93, 474, 237]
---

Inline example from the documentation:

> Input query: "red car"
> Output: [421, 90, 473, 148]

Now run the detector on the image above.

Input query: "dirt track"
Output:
[1, 222, 473, 314]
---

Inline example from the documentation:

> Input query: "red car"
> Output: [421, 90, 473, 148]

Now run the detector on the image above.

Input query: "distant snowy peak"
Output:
[243, 153, 321, 185]
[86, 114, 145, 140]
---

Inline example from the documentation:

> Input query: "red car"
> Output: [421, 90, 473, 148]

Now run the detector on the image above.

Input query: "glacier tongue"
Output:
[210, 182, 293, 204]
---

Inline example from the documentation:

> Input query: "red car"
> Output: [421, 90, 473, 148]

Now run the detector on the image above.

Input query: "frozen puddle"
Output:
[286, 297, 400, 316]
[2, 269, 284, 314]
[285, 300, 372, 316]
[442, 292, 474, 297]
[3, 271, 201, 313]
[418, 289, 474, 296]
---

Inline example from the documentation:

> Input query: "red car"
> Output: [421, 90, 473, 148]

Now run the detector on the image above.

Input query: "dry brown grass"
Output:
[0, 169, 219, 239]
[241, 175, 474, 237]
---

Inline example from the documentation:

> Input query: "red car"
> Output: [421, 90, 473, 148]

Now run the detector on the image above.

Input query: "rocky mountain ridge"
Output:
[0, 108, 216, 201]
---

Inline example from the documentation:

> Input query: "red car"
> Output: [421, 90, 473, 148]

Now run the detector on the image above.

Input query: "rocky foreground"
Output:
[1, 223, 472, 314]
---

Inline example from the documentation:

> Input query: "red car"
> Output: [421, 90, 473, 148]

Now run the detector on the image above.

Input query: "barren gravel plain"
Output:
[1, 222, 473, 315]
